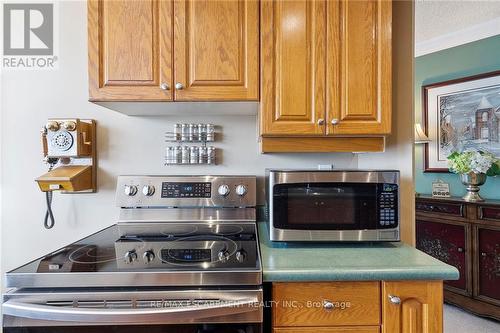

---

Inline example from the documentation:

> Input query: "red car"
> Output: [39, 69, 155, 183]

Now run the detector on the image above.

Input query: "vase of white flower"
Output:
[447, 149, 500, 202]
[460, 172, 487, 202]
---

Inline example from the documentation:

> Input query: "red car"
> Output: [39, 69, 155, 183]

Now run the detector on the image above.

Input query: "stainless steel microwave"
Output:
[266, 169, 400, 242]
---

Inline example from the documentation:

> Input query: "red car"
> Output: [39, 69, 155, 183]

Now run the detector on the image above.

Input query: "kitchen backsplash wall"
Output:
[415, 35, 500, 199]
[0, 1, 357, 273]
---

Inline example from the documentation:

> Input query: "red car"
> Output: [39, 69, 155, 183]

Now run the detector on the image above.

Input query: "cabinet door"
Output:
[88, 0, 173, 101]
[416, 220, 471, 295]
[173, 0, 258, 101]
[260, 0, 326, 136]
[382, 281, 443, 333]
[327, 0, 391, 135]
[475, 227, 500, 306]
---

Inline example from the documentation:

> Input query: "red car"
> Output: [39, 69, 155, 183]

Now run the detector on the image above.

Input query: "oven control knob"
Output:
[217, 249, 230, 262]
[235, 185, 248, 197]
[235, 249, 246, 263]
[143, 251, 155, 263]
[124, 250, 138, 264]
[124, 185, 138, 196]
[142, 185, 155, 196]
[217, 184, 230, 197]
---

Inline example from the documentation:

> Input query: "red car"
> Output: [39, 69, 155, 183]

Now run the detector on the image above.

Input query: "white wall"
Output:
[0, 1, 357, 273]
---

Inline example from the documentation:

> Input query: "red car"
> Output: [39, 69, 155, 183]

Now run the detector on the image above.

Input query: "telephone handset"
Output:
[37, 119, 97, 229]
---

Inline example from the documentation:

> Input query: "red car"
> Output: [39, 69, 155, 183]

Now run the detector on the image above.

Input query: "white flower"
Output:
[469, 151, 496, 174]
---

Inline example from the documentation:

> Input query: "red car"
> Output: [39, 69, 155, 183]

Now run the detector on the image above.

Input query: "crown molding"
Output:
[415, 17, 500, 57]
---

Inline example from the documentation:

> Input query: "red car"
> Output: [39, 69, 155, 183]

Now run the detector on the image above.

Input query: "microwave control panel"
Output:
[378, 184, 398, 228]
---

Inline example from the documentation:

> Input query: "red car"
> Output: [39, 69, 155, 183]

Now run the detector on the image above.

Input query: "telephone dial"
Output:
[36, 119, 97, 229]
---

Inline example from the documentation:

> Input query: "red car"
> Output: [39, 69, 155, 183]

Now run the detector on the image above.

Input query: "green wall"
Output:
[415, 35, 500, 199]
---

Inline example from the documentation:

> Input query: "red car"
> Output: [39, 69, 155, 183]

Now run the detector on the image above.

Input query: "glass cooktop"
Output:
[7, 223, 260, 274]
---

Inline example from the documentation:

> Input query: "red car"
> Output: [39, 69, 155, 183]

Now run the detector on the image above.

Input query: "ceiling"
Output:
[415, 0, 500, 43]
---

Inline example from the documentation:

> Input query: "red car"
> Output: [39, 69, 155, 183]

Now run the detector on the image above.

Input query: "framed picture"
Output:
[423, 70, 500, 172]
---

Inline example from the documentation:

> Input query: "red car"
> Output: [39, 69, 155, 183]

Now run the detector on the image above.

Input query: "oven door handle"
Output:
[2, 297, 259, 324]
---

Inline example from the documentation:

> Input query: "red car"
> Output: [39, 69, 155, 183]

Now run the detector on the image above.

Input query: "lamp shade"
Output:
[415, 123, 430, 144]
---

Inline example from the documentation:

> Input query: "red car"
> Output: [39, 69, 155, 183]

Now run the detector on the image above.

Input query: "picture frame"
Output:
[423, 70, 500, 172]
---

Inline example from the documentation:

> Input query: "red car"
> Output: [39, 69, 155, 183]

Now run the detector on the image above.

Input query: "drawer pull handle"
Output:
[388, 295, 401, 305]
[323, 300, 334, 310]
[481, 252, 487, 257]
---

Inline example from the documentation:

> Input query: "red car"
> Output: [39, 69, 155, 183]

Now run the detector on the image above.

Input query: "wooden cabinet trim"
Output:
[273, 327, 380, 333]
[260, 136, 385, 153]
[173, 0, 259, 101]
[88, 0, 173, 101]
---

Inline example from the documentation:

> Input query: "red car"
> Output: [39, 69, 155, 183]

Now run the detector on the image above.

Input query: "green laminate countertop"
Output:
[257, 223, 459, 282]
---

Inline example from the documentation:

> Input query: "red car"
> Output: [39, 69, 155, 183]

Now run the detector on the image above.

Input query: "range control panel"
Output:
[161, 182, 212, 198]
[116, 175, 256, 208]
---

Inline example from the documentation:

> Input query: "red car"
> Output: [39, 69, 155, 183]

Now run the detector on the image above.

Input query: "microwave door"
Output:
[272, 183, 380, 230]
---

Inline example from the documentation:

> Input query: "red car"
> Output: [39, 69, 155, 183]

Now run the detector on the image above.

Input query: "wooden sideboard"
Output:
[416, 195, 500, 321]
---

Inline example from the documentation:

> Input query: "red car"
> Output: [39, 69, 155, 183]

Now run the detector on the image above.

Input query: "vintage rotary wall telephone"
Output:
[36, 119, 97, 229]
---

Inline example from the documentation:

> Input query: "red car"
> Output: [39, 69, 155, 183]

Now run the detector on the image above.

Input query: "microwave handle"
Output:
[2, 296, 258, 324]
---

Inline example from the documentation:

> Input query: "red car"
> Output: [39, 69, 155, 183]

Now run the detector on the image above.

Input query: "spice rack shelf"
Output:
[165, 123, 218, 166]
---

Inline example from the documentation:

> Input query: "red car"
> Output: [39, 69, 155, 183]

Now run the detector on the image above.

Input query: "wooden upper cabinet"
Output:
[260, 0, 326, 136]
[173, 0, 259, 101]
[382, 281, 443, 333]
[260, 0, 392, 138]
[88, 0, 258, 102]
[327, 0, 392, 135]
[88, 0, 173, 101]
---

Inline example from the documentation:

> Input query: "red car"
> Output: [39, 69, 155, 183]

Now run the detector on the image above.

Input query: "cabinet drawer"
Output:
[416, 201, 464, 217]
[478, 206, 500, 222]
[273, 327, 379, 333]
[273, 282, 380, 327]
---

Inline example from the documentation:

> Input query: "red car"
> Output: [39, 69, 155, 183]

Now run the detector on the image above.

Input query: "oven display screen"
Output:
[161, 249, 212, 263]
[161, 182, 211, 198]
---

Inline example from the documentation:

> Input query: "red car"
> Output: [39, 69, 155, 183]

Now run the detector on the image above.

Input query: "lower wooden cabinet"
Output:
[271, 281, 443, 333]
[382, 281, 443, 333]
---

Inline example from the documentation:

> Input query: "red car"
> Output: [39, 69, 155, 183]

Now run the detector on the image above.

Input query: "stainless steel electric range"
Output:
[2, 175, 262, 333]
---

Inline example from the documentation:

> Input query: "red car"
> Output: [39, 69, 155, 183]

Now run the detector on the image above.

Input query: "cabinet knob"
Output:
[331, 118, 339, 125]
[160, 83, 170, 90]
[175, 82, 184, 90]
[317, 118, 325, 126]
[457, 247, 464, 253]
[323, 300, 334, 310]
[481, 252, 487, 257]
[388, 295, 401, 305]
